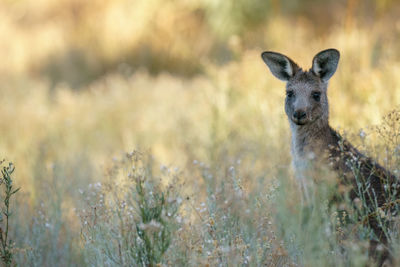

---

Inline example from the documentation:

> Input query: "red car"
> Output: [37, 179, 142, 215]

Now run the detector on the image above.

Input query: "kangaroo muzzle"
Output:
[292, 110, 307, 125]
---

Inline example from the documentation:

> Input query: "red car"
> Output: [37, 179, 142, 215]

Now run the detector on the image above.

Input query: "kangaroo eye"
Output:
[286, 91, 294, 98]
[312, 92, 321, 101]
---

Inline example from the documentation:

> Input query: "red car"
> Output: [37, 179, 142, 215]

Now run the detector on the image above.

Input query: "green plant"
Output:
[134, 176, 179, 265]
[0, 161, 20, 266]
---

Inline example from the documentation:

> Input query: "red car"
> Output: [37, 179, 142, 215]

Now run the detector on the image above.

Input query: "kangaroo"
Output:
[261, 49, 398, 266]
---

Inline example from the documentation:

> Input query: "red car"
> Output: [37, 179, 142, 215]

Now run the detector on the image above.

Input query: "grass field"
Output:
[0, 0, 400, 266]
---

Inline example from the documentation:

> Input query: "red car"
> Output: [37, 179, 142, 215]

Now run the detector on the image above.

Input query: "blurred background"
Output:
[0, 0, 399, 265]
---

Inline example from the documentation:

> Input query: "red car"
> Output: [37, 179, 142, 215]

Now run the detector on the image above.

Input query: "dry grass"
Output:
[0, 0, 399, 265]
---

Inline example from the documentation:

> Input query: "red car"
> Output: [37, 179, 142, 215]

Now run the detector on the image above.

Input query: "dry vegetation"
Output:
[0, 0, 399, 266]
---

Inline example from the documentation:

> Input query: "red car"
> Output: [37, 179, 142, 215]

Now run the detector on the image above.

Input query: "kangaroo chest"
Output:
[291, 127, 321, 173]
[291, 137, 314, 174]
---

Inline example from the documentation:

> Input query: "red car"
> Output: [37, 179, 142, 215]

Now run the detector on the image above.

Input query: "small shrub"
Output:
[0, 161, 20, 266]
[79, 151, 182, 266]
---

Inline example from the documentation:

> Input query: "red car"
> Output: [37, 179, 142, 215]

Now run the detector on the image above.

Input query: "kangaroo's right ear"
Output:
[261, 51, 299, 81]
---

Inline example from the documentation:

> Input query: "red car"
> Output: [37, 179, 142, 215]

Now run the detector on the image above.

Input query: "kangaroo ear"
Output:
[312, 49, 340, 82]
[261, 51, 299, 81]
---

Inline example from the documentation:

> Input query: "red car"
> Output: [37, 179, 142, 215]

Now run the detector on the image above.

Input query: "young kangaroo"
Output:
[261, 49, 398, 265]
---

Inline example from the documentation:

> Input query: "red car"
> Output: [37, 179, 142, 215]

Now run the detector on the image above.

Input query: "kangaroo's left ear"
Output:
[312, 49, 340, 82]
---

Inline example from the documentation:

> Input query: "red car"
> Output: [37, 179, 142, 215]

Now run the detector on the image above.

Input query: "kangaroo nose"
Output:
[293, 110, 306, 120]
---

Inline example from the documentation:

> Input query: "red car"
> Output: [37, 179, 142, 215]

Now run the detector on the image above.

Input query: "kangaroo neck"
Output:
[290, 117, 331, 156]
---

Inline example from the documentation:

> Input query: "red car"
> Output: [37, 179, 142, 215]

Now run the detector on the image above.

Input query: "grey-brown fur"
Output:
[261, 49, 398, 265]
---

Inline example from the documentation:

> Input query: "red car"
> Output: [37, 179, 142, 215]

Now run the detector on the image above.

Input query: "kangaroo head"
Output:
[261, 49, 340, 126]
